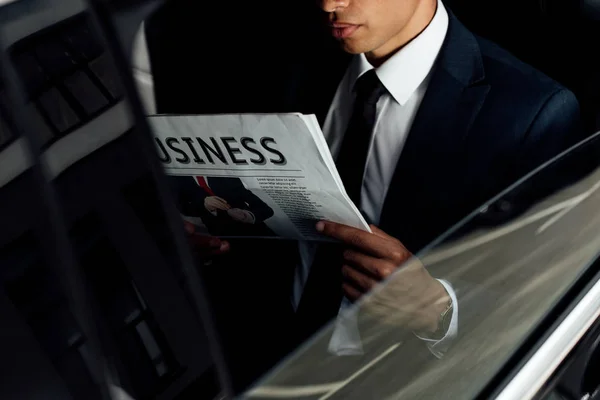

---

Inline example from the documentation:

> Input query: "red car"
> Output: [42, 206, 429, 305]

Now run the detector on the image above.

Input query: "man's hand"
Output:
[316, 220, 450, 333]
[204, 196, 231, 212]
[184, 221, 230, 258]
[227, 208, 256, 224]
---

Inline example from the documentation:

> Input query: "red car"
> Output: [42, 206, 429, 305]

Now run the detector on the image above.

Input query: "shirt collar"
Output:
[349, 0, 449, 106]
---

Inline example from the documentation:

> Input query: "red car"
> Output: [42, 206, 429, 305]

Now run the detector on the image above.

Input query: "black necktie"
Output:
[336, 70, 387, 206]
[294, 70, 387, 342]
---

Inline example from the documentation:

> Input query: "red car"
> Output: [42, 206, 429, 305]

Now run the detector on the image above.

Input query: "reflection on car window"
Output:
[246, 132, 600, 399]
[8, 14, 123, 148]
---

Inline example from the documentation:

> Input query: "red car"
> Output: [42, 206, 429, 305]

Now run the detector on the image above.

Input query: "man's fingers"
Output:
[343, 250, 397, 280]
[342, 283, 361, 302]
[184, 221, 196, 234]
[317, 220, 406, 259]
[190, 234, 220, 247]
[342, 264, 377, 293]
[214, 197, 231, 209]
[227, 209, 255, 224]
[216, 202, 231, 211]
[213, 203, 230, 211]
[316, 220, 384, 256]
[205, 242, 230, 256]
[187, 234, 230, 257]
[205, 196, 231, 211]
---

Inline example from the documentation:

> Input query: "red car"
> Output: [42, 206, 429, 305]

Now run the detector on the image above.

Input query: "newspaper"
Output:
[149, 113, 370, 240]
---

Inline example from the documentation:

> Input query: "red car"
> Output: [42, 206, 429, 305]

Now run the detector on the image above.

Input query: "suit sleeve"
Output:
[461, 89, 591, 232]
[168, 176, 210, 214]
[522, 89, 583, 167]
[510, 88, 588, 206]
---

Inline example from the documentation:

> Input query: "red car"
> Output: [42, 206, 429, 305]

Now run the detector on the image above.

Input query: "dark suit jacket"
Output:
[169, 175, 276, 237]
[279, 7, 586, 348]
[147, 6, 587, 393]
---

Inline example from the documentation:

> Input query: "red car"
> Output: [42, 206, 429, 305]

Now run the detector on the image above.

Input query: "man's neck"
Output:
[365, 0, 438, 67]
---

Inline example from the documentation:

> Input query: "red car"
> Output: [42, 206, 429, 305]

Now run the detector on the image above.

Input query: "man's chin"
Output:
[339, 41, 368, 55]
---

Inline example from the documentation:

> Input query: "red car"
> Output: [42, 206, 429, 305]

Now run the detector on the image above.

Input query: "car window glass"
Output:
[247, 132, 600, 399]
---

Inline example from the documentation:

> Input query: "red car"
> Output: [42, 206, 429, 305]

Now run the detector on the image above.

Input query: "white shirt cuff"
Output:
[414, 279, 458, 358]
[327, 279, 458, 358]
[328, 297, 363, 355]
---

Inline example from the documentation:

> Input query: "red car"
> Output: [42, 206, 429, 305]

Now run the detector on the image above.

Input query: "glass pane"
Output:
[249, 133, 600, 399]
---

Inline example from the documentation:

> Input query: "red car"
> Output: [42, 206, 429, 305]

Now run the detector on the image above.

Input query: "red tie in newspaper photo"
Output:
[195, 176, 215, 196]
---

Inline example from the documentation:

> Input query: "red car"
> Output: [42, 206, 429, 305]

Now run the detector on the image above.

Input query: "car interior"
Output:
[0, 1, 221, 399]
[0, 0, 599, 399]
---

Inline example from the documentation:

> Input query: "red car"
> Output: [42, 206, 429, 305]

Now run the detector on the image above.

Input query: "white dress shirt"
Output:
[292, 0, 458, 358]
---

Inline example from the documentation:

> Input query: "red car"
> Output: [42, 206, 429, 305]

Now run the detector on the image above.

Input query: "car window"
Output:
[245, 132, 600, 399]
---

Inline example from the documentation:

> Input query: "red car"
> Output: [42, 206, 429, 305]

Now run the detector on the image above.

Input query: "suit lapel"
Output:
[379, 13, 490, 249]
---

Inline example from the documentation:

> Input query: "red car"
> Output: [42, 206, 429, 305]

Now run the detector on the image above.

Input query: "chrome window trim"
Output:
[496, 274, 600, 400]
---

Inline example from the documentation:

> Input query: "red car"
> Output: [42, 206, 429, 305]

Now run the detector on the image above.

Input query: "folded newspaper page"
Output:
[149, 113, 370, 240]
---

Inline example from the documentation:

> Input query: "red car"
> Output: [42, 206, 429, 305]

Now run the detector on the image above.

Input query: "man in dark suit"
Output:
[146, 0, 586, 392]
[169, 175, 276, 237]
